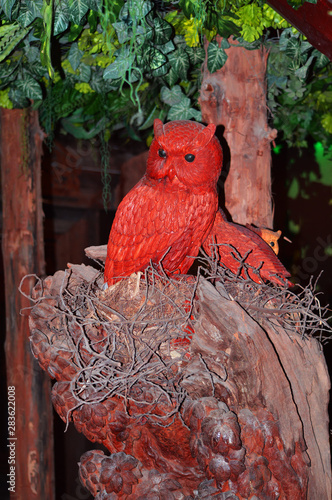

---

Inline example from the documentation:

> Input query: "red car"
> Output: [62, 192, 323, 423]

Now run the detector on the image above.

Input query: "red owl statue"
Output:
[104, 119, 223, 285]
[104, 118, 291, 288]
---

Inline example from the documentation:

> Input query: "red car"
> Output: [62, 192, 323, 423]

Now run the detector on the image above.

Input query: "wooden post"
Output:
[200, 38, 277, 228]
[1, 108, 55, 499]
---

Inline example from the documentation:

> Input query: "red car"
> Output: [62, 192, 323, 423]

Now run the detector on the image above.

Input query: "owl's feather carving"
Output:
[104, 119, 223, 285]
[203, 209, 291, 286]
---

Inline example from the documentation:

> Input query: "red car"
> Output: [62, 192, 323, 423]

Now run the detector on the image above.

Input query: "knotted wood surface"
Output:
[200, 38, 277, 228]
[28, 258, 331, 499]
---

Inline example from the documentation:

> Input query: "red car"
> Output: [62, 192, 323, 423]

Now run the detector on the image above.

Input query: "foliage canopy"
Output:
[0, 0, 331, 151]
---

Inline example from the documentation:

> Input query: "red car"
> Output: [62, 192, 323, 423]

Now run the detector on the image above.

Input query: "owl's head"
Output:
[146, 119, 223, 189]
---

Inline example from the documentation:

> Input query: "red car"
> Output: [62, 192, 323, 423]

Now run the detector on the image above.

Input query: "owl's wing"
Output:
[104, 178, 213, 285]
[105, 181, 166, 283]
[204, 210, 291, 287]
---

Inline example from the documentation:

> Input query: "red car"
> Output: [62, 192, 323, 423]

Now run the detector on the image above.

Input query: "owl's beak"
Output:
[167, 167, 176, 180]
[163, 157, 176, 180]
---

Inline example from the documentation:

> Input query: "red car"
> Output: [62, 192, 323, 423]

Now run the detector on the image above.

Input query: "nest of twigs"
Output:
[26, 250, 332, 427]
[27, 263, 197, 425]
[199, 247, 332, 342]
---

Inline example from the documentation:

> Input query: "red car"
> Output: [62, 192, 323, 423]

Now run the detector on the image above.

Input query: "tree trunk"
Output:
[195, 279, 331, 500]
[1, 108, 55, 499]
[200, 38, 277, 228]
[28, 262, 332, 498]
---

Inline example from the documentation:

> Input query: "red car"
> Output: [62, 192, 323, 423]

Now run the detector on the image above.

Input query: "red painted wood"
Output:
[267, 0, 332, 60]
[1, 109, 55, 499]
[200, 39, 276, 228]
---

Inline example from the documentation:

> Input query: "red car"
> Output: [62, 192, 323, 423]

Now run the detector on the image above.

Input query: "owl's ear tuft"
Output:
[153, 119, 164, 140]
[192, 123, 216, 150]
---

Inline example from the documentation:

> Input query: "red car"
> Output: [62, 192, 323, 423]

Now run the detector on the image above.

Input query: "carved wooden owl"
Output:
[104, 119, 223, 285]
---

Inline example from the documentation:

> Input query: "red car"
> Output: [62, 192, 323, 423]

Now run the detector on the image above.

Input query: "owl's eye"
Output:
[158, 149, 167, 158]
[184, 153, 195, 163]
[270, 241, 275, 247]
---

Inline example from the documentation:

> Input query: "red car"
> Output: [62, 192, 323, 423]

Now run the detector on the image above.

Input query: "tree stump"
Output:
[199, 38, 277, 228]
[27, 253, 331, 499]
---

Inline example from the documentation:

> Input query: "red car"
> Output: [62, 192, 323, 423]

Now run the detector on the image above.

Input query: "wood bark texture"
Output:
[195, 279, 331, 500]
[1, 108, 55, 499]
[200, 38, 277, 228]
[28, 261, 331, 499]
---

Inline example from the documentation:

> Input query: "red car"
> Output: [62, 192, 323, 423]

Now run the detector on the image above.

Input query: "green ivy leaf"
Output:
[167, 95, 201, 121]
[24, 43, 39, 62]
[219, 37, 231, 49]
[126, 0, 153, 19]
[278, 28, 294, 50]
[0, 59, 19, 81]
[299, 40, 312, 55]
[8, 86, 29, 107]
[152, 16, 173, 45]
[312, 49, 330, 70]
[68, 42, 84, 71]
[186, 46, 205, 65]
[168, 48, 189, 80]
[17, 0, 42, 27]
[156, 40, 175, 55]
[189, 107, 201, 121]
[240, 25, 262, 43]
[54, 0, 70, 35]
[16, 74, 42, 99]
[113, 21, 131, 44]
[25, 60, 46, 79]
[1, 0, 17, 20]
[267, 73, 288, 90]
[151, 62, 169, 77]
[90, 67, 121, 92]
[131, 25, 148, 46]
[164, 65, 179, 87]
[68, 0, 89, 24]
[128, 68, 141, 83]
[138, 45, 167, 71]
[294, 55, 315, 80]
[103, 49, 135, 79]
[285, 37, 301, 62]
[78, 62, 91, 82]
[160, 85, 183, 106]
[207, 41, 227, 73]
